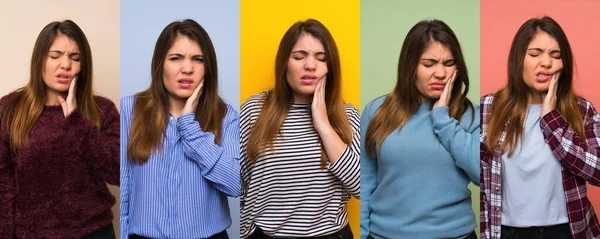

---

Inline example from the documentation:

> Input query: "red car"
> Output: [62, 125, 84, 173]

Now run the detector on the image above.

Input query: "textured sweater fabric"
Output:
[0, 91, 120, 239]
[360, 96, 480, 239]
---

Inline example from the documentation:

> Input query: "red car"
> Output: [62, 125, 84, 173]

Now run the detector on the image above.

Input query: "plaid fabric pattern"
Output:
[480, 93, 600, 239]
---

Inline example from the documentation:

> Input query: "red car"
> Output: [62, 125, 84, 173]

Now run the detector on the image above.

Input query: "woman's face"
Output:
[163, 35, 205, 101]
[415, 41, 456, 102]
[43, 34, 81, 95]
[522, 31, 563, 93]
[286, 33, 328, 103]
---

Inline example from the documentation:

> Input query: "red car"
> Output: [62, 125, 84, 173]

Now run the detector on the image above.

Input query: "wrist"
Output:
[315, 122, 333, 135]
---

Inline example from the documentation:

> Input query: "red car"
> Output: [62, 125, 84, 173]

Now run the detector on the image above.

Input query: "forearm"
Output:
[317, 124, 347, 164]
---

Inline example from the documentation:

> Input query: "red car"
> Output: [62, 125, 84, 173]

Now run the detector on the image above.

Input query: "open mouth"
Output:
[56, 73, 71, 83]
[300, 75, 318, 85]
[178, 79, 194, 88]
[536, 72, 552, 82]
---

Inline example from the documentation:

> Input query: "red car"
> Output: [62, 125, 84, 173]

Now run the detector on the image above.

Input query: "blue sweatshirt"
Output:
[360, 96, 480, 239]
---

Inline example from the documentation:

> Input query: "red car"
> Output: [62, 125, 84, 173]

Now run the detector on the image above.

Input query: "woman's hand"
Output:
[311, 76, 330, 132]
[433, 70, 457, 109]
[541, 72, 560, 117]
[182, 78, 205, 116]
[58, 76, 78, 117]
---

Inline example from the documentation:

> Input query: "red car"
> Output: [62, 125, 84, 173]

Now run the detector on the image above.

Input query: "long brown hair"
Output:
[0, 20, 100, 153]
[365, 20, 474, 156]
[127, 19, 227, 164]
[485, 16, 584, 156]
[246, 19, 353, 166]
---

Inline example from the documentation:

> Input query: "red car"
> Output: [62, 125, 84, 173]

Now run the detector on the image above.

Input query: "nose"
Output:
[433, 65, 446, 80]
[59, 56, 72, 71]
[181, 58, 194, 74]
[540, 54, 552, 69]
[304, 56, 317, 71]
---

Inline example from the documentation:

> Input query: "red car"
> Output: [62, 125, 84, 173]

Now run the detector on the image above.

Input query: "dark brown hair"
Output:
[246, 19, 353, 166]
[0, 20, 100, 153]
[365, 19, 474, 156]
[128, 19, 227, 164]
[485, 16, 584, 156]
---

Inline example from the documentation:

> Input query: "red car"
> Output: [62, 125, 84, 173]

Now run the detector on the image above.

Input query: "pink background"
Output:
[481, 0, 600, 214]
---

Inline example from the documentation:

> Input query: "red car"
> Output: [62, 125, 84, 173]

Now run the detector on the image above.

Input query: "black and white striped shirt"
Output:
[240, 92, 360, 238]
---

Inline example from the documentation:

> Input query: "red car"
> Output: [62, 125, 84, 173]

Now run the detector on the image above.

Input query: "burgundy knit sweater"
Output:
[0, 91, 120, 239]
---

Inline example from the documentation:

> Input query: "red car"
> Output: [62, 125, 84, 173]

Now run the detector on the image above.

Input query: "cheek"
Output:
[287, 61, 302, 77]
[416, 67, 430, 85]
[72, 62, 82, 73]
[318, 61, 328, 74]
[162, 64, 177, 82]
[523, 57, 537, 72]
[42, 61, 56, 82]
[44, 60, 56, 74]
[554, 60, 563, 70]
[448, 65, 457, 74]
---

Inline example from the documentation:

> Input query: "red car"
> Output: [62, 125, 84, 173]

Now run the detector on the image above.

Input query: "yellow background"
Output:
[240, 0, 361, 237]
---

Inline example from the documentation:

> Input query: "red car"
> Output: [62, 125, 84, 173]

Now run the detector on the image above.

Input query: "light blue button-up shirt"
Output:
[120, 95, 240, 239]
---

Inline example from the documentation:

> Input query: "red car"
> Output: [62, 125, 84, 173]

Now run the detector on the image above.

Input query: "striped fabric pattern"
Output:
[120, 95, 241, 239]
[239, 92, 360, 238]
[480, 93, 600, 239]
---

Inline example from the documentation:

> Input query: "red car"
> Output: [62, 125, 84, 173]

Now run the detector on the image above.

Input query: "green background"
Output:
[360, 0, 481, 236]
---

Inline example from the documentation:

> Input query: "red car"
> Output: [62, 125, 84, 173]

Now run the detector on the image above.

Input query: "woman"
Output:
[239, 19, 360, 238]
[481, 16, 600, 239]
[120, 19, 240, 239]
[360, 20, 479, 239]
[0, 20, 119, 238]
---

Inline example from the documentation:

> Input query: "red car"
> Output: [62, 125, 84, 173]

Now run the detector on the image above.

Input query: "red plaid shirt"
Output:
[480, 94, 600, 239]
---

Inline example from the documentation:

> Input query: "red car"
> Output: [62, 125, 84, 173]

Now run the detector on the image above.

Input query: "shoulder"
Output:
[93, 96, 120, 122]
[118, 95, 138, 115]
[576, 96, 599, 123]
[343, 103, 360, 132]
[241, 91, 268, 114]
[576, 96, 594, 110]
[480, 93, 495, 116]
[93, 95, 117, 109]
[344, 103, 360, 118]
[223, 103, 240, 122]
[0, 90, 23, 110]
[480, 93, 494, 106]
[362, 95, 387, 118]
[459, 103, 480, 128]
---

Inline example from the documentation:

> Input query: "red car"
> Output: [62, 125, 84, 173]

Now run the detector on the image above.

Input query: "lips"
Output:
[536, 71, 553, 83]
[56, 73, 72, 84]
[300, 74, 318, 85]
[178, 78, 194, 88]
[430, 82, 446, 90]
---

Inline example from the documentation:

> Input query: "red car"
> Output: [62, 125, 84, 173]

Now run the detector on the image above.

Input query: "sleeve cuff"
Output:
[328, 146, 351, 173]
[177, 113, 202, 138]
[540, 109, 567, 136]
[177, 113, 224, 169]
[431, 106, 453, 130]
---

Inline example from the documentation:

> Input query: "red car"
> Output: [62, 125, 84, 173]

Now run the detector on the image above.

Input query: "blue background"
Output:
[120, 0, 241, 236]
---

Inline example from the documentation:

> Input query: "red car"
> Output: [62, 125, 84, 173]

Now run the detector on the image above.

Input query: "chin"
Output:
[532, 84, 549, 93]
[49, 85, 69, 93]
[294, 86, 316, 95]
[170, 91, 192, 100]
[427, 92, 442, 100]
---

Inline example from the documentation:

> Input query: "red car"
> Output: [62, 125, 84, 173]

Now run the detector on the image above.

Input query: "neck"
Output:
[419, 95, 432, 104]
[45, 89, 68, 106]
[169, 97, 186, 119]
[292, 92, 311, 104]
[528, 92, 544, 104]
